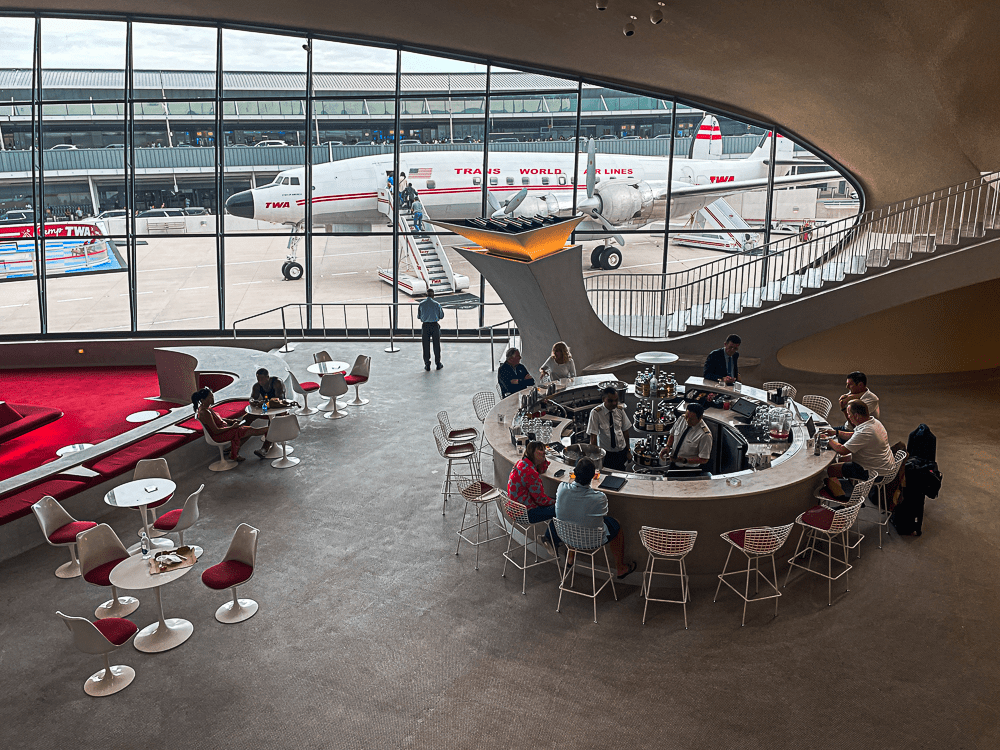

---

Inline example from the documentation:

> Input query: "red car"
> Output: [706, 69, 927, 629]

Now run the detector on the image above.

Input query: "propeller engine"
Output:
[486, 186, 559, 219]
[575, 138, 653, 246]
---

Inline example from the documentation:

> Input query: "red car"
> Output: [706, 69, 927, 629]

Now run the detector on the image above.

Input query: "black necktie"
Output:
[609, 409, 617, 449]
[672, 425, 692, 460]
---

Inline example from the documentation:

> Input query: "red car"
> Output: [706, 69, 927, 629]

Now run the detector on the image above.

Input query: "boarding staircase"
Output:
[376, 189, 469, 297]
[586, 173, 1000, 339]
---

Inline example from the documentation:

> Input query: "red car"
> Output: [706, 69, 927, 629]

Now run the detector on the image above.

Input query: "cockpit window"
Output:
[290, 177, 300, 185]
[281, 177, 289, 185]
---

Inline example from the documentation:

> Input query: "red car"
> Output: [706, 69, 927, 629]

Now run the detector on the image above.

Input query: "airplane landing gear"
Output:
[282, 221, 305, 281]
[600, 246, 623, 270]
[590, 245, 606, 269]
[283, 262, 303, 280]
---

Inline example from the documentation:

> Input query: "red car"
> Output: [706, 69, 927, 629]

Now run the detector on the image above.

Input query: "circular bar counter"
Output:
[485, 376, 834, 585]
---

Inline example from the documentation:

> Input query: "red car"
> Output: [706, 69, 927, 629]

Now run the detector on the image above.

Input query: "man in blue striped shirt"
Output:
[418, 288, 445, 370]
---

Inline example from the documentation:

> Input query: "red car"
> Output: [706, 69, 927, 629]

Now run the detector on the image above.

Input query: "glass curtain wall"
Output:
[0, 12, 858, 339]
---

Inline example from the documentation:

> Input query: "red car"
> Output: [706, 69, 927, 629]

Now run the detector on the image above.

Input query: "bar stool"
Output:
[553, 517, 618, 623]
[815, 473, 877, 557]
[638, 526, 698, 627]
[56, 611, 139, 697]
[714, 523, 794, 626]
[869, 450, 907, 548]
[344, 355, 371, 406]
[762, 381, 797, 401]
[472, 390, 497, 461]
[433, 424, 480, 514]
[801, 394, 833, 420]
[437, 410, 479, 445]
[784, 501, 865, 605]
[499, 491, 561, 593]
[77, 524, 140, 620]
[454, 481, 502, 571]
[31, 496, 97, 578]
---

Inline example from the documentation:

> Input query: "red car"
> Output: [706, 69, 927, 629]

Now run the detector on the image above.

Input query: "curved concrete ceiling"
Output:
[5, 1, 998, 206]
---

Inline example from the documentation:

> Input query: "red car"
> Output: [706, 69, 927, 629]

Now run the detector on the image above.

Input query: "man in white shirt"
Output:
[826, 401, 894, 481]
[587, 386, 632, 470]
[659, 402, 713, 469]
[838, 370, 880, 428]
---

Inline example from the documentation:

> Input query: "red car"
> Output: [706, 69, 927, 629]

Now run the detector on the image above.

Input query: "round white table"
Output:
[246, 403, 295, 459]
[56, 442, 94, 457]
[306, 360, 350, 376]
[126, 410, 164, 423]
[109, 551, 196, 653]
[105, 478, 176, 551]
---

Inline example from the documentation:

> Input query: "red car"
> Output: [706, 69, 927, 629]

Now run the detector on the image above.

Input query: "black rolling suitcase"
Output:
[892, 425, 942, 536]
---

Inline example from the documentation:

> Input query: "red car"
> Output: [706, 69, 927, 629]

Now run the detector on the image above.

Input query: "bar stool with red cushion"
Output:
[77, 523, 140, 620]
[153, 484, 204, 557]
[714, 523, 794, 626]
[287, 371, 320, 416]
[202, 523, 259, 624]
[56, 611, 139, 697]
[433, 424, 480, 515]
[132, 458, 173, 540]
[31, 496, 97, 579]
[784, 496, 867, 606]
[344, 354, 371, 406]
[437, 410, 479, 446]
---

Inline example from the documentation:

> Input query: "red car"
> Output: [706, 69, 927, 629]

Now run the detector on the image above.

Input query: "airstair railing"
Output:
[586, 172, 1000, 338]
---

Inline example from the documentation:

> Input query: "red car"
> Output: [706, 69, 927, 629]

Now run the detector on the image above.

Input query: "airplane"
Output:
[225, 117, 840, 277]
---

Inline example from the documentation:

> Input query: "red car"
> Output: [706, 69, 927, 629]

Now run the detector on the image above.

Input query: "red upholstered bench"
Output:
[0, 478, 92, 525]
[0, 402, 63, 445]
[84, 433, 192, 480]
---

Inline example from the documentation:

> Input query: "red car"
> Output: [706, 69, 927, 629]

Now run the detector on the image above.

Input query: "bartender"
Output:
[659, 402, 712, 469]
[587, 386, 632, 471]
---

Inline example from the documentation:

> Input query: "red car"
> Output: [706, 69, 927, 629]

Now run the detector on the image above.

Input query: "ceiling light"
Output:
[624, 15, 636, 36]
[651, 3, 665, 24]
[596, 0, 608, 10]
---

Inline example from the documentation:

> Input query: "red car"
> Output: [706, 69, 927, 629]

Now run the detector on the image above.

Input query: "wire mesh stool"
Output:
[437, 410, 480, 446]
[784, 501, 865, 605]
[433, 424, 481, 515]
[816, 473, 877, 558]
[454, 481, 503, 570]
[472, 390, 497, 463]
[868, 450, 907, 548]
[553, 518, 617, 623]
[639, 526, 698, 627]
[499, 491, 561, 594]
[762, 381, 798, 402]
[714, 524, 794, 626]
[801, 394, 833, 420]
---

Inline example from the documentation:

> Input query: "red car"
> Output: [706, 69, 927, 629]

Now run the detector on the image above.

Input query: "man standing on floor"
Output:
[418, 288, 445, 371]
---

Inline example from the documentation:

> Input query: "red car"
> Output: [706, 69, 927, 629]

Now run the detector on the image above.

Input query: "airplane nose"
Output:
[226, 190, 254, 219]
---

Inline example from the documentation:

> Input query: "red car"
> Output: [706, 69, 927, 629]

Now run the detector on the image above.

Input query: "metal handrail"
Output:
[587, 172, 1000, 338]
[478, 318, 518, 371]
[231, 300, 511, 354]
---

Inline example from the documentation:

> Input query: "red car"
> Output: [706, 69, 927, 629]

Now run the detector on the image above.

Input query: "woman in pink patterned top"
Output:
[507, 440, 560, 546]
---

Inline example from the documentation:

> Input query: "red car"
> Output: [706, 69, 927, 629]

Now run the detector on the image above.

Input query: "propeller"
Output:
[485, 187, 528, 219]
[577, 137, 625, 246]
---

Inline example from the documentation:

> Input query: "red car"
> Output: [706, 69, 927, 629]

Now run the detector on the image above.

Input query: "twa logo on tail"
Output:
[266, 202, 290, 209]
[691, 115, 723, 159]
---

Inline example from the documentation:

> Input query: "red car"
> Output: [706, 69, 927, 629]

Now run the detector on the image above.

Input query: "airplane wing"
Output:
[663, 170, 843, 199]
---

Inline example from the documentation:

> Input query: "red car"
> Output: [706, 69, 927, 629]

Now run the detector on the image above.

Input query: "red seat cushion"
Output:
[726, 529, 746, 548]
[344, 375, 368, 386]
[0, 403, 62, 445]
[448, 428, 477, 440]
[147, 493, 173, 509]
[299, 381, 320, 392]
[48, 520, 97, 545]
[801, 504, 836, 531]
[0, 479, 90, 526]
[153, 508, 182, 531]
[84, 557, 127, 587]
[445, 443, 476, 456]
[92, 617, 139, 646]
[0, 401, 23, 428]
[86, 435, 188, 478]
[202, 560, 253, 590]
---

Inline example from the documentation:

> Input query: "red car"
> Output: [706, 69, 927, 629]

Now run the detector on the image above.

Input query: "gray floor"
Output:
[1, 342, 998, 749]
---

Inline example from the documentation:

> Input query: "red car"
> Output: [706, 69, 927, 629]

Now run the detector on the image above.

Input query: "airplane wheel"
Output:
[600, 247, 622, 271]
[285, 262, 304, 281]
[590, 245, 606, 268]
[280, 262, 291, 278]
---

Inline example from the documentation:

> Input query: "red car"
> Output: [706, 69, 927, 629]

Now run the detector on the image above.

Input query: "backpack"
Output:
[907, 424, 936, 462]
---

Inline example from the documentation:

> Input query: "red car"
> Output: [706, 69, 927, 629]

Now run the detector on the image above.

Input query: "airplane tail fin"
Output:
[690, 115, 723, 159]
[749, 130, 795, 161]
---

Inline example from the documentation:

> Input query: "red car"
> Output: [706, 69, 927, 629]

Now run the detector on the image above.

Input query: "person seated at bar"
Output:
[587, 386, 632, 471]
[498, 347, 535, 397]
[539, 341, 576, 382]
[555, 457, 636, 578]
[837, 370, 881, 430]
[659, 402, 712, 469]
[192, 388, 271, 463]
[507, 440, 560, 548]
[823, 400, 894, 492]
[703, 333, 741, 384]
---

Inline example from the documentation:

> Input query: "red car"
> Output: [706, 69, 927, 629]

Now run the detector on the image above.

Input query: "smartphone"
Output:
[554, 469, 566, 477]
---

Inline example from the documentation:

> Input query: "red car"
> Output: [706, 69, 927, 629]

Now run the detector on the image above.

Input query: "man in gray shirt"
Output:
[555, 458, 635, 578]
[417, 288, 445, 371]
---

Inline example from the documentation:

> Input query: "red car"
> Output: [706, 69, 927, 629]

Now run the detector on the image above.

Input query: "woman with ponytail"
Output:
[192, 388, 271, 462]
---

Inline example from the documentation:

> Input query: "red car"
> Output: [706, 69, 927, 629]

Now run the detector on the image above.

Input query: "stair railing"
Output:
[586, 172, 1000, 338]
